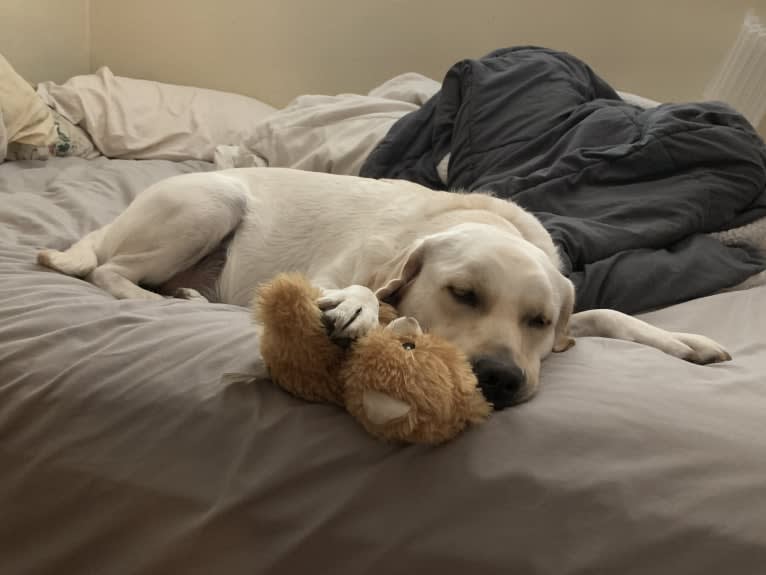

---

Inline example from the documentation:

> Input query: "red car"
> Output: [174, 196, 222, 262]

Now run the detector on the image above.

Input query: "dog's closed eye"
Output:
[447, 285, 479, 308]
[526, 313, 551, 329]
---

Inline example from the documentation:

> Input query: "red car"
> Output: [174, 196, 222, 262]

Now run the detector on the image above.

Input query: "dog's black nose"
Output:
[471, 355, 526, 410]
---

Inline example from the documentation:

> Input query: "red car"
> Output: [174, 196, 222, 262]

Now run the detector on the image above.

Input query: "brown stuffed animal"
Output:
[254, 273, 491, 444]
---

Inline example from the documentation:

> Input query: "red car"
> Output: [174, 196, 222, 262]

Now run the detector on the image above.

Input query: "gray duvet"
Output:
[1, 158, 765, 575]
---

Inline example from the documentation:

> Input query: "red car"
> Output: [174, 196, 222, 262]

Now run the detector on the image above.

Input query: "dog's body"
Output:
[38, 168, 730, 407]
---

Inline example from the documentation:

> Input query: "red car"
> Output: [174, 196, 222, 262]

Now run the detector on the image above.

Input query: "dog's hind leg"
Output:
[38, 172, 249, 301]
[37, 226, 109, 278]
[87, 266, 165, 301]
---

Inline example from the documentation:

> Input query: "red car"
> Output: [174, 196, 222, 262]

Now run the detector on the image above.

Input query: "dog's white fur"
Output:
[38, 168, 730, 403]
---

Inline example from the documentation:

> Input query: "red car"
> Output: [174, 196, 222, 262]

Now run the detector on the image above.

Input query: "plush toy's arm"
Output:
[254, 273, 346, 405]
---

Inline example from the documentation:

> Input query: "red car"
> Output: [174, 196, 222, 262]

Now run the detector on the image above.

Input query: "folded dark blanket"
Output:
[361, 46, 766, 313]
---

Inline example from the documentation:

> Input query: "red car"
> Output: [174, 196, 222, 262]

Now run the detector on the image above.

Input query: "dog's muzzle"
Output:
[471, 355, 527, 410]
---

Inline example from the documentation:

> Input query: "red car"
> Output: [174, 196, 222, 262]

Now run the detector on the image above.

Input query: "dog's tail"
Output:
[37, 228, 104, 277]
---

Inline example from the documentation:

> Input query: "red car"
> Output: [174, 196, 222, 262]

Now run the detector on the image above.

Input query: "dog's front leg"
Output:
[569, 309, 731, 365]
[316, 283, 380, 342]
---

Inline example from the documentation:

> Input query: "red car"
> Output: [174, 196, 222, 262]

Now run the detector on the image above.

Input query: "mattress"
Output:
[1, 157, 765, 574]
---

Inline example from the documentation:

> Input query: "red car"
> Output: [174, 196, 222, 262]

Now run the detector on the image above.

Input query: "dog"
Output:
[37, 167, 731, 409]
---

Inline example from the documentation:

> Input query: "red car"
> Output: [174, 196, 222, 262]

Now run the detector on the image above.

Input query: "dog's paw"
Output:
[317, 285, 379, 341]
[670, 332, 732, 365]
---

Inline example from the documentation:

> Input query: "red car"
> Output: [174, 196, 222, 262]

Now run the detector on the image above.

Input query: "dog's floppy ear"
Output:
[373, 239, 427, 302]
[553, 276, 576, 353]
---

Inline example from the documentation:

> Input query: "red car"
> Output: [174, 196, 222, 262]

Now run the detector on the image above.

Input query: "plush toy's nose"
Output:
[471, 355, 526, 410]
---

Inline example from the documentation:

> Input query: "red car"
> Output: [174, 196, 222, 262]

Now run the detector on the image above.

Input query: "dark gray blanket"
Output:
[361, 47, 766, 313]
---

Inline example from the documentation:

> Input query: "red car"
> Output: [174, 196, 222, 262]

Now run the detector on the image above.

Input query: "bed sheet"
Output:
[1, 158, 765, 574]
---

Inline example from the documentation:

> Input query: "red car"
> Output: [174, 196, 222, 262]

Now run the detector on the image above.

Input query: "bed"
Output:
[2, 50, 766, 574]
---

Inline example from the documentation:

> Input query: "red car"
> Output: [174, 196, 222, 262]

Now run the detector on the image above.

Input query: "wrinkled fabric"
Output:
[362, 46, 766, 313]
[1, 157, 766, 574]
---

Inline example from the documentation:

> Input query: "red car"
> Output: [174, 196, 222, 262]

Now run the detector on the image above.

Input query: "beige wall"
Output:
[1, 1, 764, 133]
[89, 0, 766, 109]
[0, 0, 90, 84]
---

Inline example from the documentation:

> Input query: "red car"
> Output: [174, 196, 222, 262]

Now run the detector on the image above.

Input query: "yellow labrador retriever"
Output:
[38, 167, 730, 410]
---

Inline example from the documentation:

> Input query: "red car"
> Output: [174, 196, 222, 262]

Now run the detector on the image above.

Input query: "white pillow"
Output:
[216, 73, 439, 175]
[37, 67, 277, 161]
[0, 53, 56, 150]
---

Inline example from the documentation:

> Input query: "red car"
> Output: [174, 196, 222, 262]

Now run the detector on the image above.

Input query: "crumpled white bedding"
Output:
[213, 72, 441, 173]
[213, 74, 662, 179]
[11, 58, 660, 172]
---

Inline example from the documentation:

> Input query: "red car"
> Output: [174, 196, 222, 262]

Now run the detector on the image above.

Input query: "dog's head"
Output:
[374, 222, 575, 408]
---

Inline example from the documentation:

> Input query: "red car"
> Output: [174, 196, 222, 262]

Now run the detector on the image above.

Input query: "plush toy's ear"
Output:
[553, 275, 576, 353]
[384, 317, 422, 337]
[362, 390, 412, 424]
[373, 239, 427, 303]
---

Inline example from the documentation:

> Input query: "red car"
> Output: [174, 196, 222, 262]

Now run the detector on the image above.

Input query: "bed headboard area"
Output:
[2, 0, 766, 132]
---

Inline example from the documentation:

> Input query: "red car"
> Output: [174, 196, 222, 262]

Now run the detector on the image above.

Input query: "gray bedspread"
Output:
[1, 158, 765, 574]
